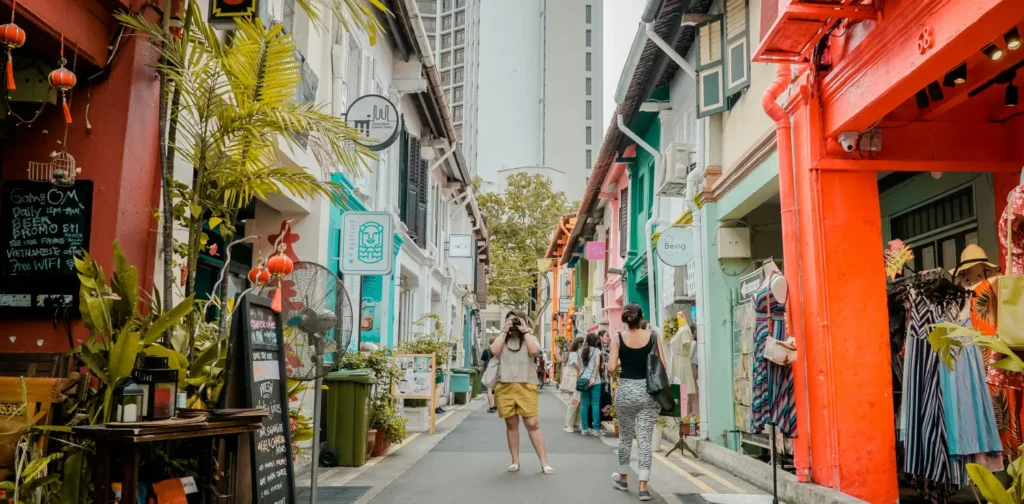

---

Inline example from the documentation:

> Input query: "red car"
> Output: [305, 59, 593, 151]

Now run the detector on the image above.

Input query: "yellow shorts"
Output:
[495, 382, 538, 418]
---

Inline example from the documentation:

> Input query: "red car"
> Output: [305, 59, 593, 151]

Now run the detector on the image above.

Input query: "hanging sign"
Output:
[340, 211, 394, 276]
[209, 0, 258, 26]
[656, 227, 694, 267]
[585, 241, 606, 261]
[449, 234, 474, 258]
[739, 268, 765, 303]
[346, 94, 401, 151]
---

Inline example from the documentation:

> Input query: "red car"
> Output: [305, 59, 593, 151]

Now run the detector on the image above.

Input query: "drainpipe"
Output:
[689, 117, 710, 440]
[762, 64, 811, 482]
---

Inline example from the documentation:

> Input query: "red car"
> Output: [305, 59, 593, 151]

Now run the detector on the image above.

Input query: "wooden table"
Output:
[74, 420, 260, 504]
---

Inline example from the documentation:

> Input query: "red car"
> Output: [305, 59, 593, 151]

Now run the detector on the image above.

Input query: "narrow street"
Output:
[314, 391, 770, 504]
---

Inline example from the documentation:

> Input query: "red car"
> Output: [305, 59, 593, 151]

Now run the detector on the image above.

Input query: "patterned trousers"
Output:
[615, 378, 660, 481]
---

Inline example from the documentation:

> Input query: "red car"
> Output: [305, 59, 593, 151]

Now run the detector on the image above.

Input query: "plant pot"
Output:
[371, 428, 392, 457]
[366, 429, 377, 458]
[614, 423, 620, 437]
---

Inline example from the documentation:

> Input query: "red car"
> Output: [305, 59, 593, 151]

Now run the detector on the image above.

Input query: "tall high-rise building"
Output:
[416, 0, 604, 201]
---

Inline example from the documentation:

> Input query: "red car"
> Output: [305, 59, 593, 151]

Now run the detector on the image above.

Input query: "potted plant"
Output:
[339, 349, 408, 455]
[602, 405, 618, 437]
[680, 414, 700, 436]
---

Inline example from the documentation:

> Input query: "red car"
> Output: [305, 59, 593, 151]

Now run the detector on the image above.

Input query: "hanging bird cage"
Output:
[27, 151, 80, 186]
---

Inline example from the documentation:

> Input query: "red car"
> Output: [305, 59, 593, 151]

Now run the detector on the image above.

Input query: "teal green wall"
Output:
[625, 113, 660, 316]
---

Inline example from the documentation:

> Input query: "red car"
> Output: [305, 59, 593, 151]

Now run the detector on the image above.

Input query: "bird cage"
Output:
[27, 151, 80, 186]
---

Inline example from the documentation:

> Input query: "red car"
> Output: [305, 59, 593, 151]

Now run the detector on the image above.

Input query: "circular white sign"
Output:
[346, 94, 401, 151]
[656, 226, 694, 267]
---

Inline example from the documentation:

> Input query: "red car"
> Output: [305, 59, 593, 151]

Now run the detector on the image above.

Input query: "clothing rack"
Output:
[886, 268, 947, 289]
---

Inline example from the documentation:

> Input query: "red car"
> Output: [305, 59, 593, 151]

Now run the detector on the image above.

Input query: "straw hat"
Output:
[949, 244, 999, 276]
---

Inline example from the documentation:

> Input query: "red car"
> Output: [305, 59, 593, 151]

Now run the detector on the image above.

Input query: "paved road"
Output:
[351, 389, 766, 504]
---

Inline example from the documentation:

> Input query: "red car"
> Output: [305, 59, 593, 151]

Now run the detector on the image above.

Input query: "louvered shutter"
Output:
[415, 152, 429, 248]
[724, 0, 751, 97]
[405, 135, 421, 236]
[475, 261, 488, 307]
[619, 188, 628, 257]
[399, 129, 409, 223]
[696, 16, 727, 118]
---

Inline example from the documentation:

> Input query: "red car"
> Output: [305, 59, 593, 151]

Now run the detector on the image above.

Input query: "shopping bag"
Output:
[1000, 213, 1024, 350]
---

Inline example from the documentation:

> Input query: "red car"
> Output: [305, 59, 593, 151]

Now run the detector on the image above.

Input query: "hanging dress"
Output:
[750, 273, 797, 438]
[938, 315, 1002, 462]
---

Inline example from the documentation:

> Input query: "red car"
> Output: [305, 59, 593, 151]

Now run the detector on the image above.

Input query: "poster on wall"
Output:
[394, 354, 436, 434]
[360, 276, 383, 347]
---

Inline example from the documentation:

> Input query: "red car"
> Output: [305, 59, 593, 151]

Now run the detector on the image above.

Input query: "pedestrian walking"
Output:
[607, 303, 666, 501]
[481, 338, 497, 413]
[537, 351, 547, 389]
[562, 336, 584, 433]
[578, 332, 605, 436]
[490, 309, 554, 475]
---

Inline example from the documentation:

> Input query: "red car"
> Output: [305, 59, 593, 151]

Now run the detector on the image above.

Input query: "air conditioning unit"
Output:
[656, 142, 695, 198]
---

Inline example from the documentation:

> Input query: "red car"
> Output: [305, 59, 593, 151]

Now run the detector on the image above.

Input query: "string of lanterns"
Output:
[0, 1, 77, 123]
[248, 244, 294, 312]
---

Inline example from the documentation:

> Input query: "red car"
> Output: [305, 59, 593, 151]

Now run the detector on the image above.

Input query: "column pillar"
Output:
[789, 96, 898, 503]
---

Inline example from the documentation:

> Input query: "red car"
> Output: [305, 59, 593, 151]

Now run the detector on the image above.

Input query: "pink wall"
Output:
[601, 145, 634, 335]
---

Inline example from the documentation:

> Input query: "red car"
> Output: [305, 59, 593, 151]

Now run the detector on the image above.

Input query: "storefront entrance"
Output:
[756, 1, 1024, 501]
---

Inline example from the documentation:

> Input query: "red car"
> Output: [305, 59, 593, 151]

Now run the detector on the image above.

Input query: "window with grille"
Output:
[455, 30, 465, 45]
[586, 29, 592, 47]
[586, 5, 592, 23]
[455, 48, 465, 64]
[586, 126, 592, 144]
[586, 100, 592, 120]
[443, 15, 452, 31]
[586, 77, 592, 95]
[453, 86, 464, 102]
[619, 188, 628, 257]
[454, 68, 464, 84]
[442, 33, 451, 49]
[441, 52, 451, 67]
[586, 52, 592, 71]
[456, 11, 465, 27]
[586, 150, 592, 170]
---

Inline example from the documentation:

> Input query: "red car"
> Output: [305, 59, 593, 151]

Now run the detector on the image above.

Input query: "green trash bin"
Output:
[323, 369, 376, 467]
[469, 366, 482, 398]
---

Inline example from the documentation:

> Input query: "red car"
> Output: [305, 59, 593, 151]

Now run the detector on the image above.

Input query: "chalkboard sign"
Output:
[0, 180, 92, 315]
[233, 294, 296, 504]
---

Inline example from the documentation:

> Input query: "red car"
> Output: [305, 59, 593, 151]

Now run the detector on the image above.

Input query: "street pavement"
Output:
[312, 388, 771, 504]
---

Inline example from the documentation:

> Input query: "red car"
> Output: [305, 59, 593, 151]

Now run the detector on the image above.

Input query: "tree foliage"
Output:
[477, 173, 575, 310]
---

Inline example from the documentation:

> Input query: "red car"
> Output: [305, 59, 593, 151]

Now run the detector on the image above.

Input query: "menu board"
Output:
[0, 180, 92, 314]
[235, 294, 295, 504]
[394, 354, 436, 435]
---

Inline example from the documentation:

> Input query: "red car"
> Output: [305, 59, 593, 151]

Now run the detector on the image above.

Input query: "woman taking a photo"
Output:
[578, 332, 605, 436]
[490, 310, 554, 475]
[607, 303, 666, 501]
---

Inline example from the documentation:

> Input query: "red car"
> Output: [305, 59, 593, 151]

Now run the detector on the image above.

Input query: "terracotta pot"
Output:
[366, 429, 377, 458]
[614, 424, 620, 437]
[371, 429, 392, 457]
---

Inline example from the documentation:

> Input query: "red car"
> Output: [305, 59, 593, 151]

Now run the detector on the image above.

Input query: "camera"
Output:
[511, 318, 521, 328]
[838, 131, 859, 152]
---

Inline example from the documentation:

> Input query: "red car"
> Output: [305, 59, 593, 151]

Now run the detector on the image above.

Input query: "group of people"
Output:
[562, 330, 612, 436]
[479, 304, 667, 501]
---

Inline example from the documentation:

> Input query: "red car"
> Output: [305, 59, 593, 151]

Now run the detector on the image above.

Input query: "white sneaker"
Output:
[563, 427, 575, 433]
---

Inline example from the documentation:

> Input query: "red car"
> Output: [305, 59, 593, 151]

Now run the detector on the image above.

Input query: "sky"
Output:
[603, 0, 647, 127]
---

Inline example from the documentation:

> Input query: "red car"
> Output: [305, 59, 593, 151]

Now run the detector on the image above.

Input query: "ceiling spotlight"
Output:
[927, 81, 944, 101]
[1006, 27, 1022, 50]
[1008, 82, 1019, 107]
[952, 63, 967, 84]
[984, 44, 1005, 60]
[915, 89, 930, 109]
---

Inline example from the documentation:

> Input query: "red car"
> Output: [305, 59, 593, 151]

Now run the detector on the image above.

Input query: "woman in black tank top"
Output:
[606, 303, 666, 501]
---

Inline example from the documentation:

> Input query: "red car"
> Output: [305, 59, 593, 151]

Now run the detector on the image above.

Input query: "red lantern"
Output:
[48, 62, 76, 124]
[0, 1, 25, 91]
[248, 265, 271, 285]
[267, 247, 294, 276]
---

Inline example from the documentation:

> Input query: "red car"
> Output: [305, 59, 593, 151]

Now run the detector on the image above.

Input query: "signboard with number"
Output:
[340, 212, 393, 276]
[0, 180, 92, 314]
[394, 354, 436, 434]
[231, 294, 295, 504]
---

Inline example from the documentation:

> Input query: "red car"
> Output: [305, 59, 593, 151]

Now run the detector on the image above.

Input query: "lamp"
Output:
[132, 356, 179, 420]
[1006, 27, 1022, 50]
[984, 44, 1004, 61]
[944, 63, 967, 87]
[112, 379, 144, 423]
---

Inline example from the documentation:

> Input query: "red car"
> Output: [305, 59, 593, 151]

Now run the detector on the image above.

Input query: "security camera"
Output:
[838, 131, 859, 152]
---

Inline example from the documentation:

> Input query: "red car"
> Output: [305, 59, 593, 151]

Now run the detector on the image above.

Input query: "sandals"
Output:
[507, 464, 520, 473]
[543, 465, 555, 475]
[507, 463, 553, 474]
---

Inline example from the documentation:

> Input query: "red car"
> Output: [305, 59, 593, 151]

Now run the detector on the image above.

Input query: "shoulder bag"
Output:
[999, 213, 1024, 349]
[760, 275, 798, 365]
[576, 352, 597, 392]
[646, 333, 676, 411]
[483, 354, 500, 389]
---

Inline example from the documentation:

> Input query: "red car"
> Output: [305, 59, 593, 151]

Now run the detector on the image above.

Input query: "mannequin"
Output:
[761, 257, 788, 301]
[668, 314, 697, 393]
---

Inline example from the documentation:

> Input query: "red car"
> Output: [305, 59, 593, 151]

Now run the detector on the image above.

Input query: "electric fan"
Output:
[274, 261, 355, 502]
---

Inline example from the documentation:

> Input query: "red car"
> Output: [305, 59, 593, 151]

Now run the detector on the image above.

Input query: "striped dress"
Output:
[750, 276, 797, 438]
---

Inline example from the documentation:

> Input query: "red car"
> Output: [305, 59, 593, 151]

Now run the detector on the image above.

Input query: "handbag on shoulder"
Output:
[645, 333, 676, 411]
[760, 281, 798, 365]
[576, 353, 596, 392]
[483, 355, 500, 389]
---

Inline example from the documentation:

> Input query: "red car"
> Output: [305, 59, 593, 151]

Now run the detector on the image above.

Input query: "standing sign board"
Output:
[0, 180, 92, 315]
[231, 294, 296, 504]
[394, 354, 436, 434]
[340, 212, 394, 276]
[656, 227, 694, 267]
[346, 95, 401, 151]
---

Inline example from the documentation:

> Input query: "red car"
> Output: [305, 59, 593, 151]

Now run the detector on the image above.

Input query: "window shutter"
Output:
[405, 135, 421, 236]
[475, 261, 488, 308]
[696, 16, 727, 118]
[416, 152, 429, 248]
[619, 188, 628, 257]
[724, 0, 751, 98]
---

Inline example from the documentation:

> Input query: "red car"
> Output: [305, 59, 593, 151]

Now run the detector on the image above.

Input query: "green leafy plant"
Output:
[397, 314, 456, 372]
[339, 350, 408, 445]
[662, 316, 680, 344]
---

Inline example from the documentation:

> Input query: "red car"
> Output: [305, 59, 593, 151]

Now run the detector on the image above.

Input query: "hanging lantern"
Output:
[0, 1, 25, 91]
[111, 378, 144, 423]
[48, 59, 76, 124]
[267, 244, 294, 312]
[248, 261, 271, 285]
[132, 356, 179, 421]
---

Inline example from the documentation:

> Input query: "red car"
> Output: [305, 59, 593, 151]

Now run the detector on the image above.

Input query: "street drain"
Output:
[295, 486, 372, 503]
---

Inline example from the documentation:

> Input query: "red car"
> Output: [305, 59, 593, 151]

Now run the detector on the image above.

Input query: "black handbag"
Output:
[646, 333, 676, 411]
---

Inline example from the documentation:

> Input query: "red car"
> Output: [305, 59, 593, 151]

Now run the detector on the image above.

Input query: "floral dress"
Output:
[750, 273, 797, 438]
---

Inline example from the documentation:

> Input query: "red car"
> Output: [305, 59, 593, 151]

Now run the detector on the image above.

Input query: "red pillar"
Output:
[789, 89, 899, 503]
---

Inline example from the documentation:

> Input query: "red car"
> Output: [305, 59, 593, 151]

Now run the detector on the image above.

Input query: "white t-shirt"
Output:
[568, 351, 580, 367]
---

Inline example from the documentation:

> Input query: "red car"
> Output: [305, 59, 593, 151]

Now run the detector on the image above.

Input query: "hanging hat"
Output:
[949, 244, 999, 276]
